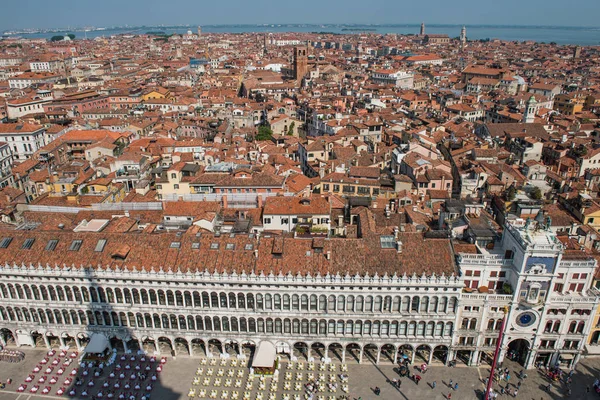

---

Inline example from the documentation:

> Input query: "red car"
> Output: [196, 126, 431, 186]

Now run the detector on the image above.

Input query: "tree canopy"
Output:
[256, 125, 273, 141]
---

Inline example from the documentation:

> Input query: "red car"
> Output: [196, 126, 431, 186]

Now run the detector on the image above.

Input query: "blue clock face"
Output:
[516, 312, 536, 327]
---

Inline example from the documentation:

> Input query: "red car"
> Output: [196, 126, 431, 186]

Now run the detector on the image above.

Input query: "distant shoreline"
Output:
[2, 23, 600, 46]
[4, 23, 600, 35]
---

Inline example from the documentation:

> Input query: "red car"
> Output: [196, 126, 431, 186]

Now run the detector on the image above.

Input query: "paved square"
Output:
[1, 348, 600, 399]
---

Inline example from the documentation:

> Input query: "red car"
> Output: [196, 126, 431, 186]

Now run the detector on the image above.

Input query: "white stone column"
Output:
[376, 348, 381, 364]
[122, 340, 128, 353]
[341, 348, 346, 363]
[428, 349, 434, 364]
[43, 334, 51, 349]
[358, 348, 363, 364]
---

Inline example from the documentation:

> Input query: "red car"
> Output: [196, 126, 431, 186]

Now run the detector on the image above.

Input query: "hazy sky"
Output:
[2, 0, 599, 29]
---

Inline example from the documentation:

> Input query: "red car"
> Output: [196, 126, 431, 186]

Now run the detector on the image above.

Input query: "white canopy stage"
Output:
[84, 333, 109, 354]
[251, 341, 277, 372]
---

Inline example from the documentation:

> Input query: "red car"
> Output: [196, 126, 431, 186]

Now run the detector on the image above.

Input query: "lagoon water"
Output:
[7, 24, 600, 46]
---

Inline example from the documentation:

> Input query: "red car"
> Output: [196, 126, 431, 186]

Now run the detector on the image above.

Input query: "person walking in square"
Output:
[432, 381, 436, 389]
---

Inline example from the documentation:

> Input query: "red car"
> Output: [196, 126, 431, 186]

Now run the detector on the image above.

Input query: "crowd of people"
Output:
[0, 348, 25, 363]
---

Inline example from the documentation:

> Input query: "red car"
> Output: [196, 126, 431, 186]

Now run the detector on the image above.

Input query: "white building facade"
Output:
[455, 216, 599, 369]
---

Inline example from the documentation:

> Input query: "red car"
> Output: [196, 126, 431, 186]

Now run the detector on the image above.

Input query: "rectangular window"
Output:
[94, 239, 107, 252]
[46, 239, 58, 251]
[0, 237, 12, 248]
[69, 240, 83, 251]
[21, 238, 35, 249]
[554, 283, 563, 292]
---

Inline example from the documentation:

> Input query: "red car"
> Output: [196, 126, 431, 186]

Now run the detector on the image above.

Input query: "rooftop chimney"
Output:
[396, 240, 403, 253]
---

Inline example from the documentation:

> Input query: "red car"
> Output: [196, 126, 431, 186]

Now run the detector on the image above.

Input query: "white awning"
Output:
[84, 333, 109, 354]
[251, 341, 276, 369]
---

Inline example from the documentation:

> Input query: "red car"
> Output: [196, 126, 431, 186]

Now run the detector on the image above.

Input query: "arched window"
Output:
[435, 322, 444, 337]
[150, 290, 158, 305]
[274, 294, 281, 310]
[354, 320, 362, 335]
[439, 297, 448, 313]
[167, 290, 175, 306]
[347, 295, 355, 312]
[374, 296, 382, 312]
[390, 321, 398, 336]
[426, 322, 435, 336]
[407, 321, 416, 336]
[105, 288, 114, 303]
[115, 288, 123, 303]
[356, 296, 364, 312]
[56, 286, 65, 301]
[401, 296, 410, 312]
[123, 289, 132, 304]
[569, 321, 577, 333]
[97, 287, 106, 303]
[381, 321, 389, 336]
[364, 320, 372, 335]
[310, 319, 318, 335]
[416, 321, 425, 336]
[448, 297, 457, 313]
[301, 319, 309, 334]
[420, 296, 429, 313]
[469, 318, 477, 330]
[444, 322, 453, 336]
[265, 294, 272, 310]
[221, 317, 229, 332]
[310, 295, 318, 311]
[283, 294, 290, 310]
[301, 295, 308, 311]
[364, 296, 373, 312]
[430, 296, 438, 312]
